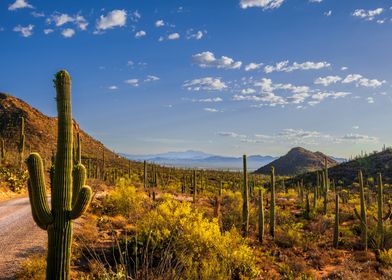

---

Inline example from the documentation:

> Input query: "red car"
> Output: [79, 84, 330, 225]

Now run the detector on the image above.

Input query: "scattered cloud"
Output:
[309, 91, 351, 105]
[367, 97, 375, 104]
[341, 66, 348, 71]
[309, 0, 323, 3]
[183, 77, 227, 91]
[168, 32, 180, 40]
[204, 108, 220, 113]
[61, 28, 75, 38]
[241, 88, 257, 94]
[314, 75, 342, 86]
[186, 29, 204, 40]
[9, 0, 33, 11]
[43, 29, 53, 35]
[245, 62, 263, 71]
[342, 74, 386, 88]
[192, 51, 242, 70]
[108, 85, 118, 90]
[13, 24, 34, 37]
[240, 0, 285, 10]
[155, 20, 165, 27]
[31, 11, 45, 18]
[324, 10, 332, 17]
[96, 10, 127, 31]
[264, 60, 331, 73]
[144, 75, 160, 82]
[340, 133, 378, 142]
[352, 8, 383, 21]
[124, 79, 139, 87]
[130, 10, 141, 22]
[192, 97, 223, 103]
[135, 30, 146, 38]
[47, 13, 88, 30]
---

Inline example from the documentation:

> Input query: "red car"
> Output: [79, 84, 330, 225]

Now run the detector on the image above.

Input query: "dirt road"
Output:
[0, 197, 46, 280]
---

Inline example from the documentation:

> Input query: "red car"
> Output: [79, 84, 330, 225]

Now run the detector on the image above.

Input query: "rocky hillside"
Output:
[0, 92, 134, 171]
[254, 147, 337, 176]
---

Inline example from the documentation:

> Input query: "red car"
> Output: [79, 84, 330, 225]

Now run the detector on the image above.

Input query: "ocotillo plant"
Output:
[26, 70, 92, 280]
[333, 193, 340, 248]
[242, 155, 249, 237]
[258, 188, 264, 243]
[354, 170, 367, 251]
[270, 166, 276, 239]
[18, 116, 25, 168]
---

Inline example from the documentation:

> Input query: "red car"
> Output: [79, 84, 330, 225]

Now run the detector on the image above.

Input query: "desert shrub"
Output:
[128, 196, 259, 279]
[101, 182, 150, 219]
[16, 253, 46, 280]
[379, 249, 392, 266]
[276, 222, 303, 248]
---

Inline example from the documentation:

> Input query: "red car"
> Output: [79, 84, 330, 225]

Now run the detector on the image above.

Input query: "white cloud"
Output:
[108, 85, 118, 90]
[31, 11, 45, 17]
[352, 125, 359, 130]
[187, 30, 204, 40]
[192, 51, 242, 70]
[47, 13, 88, 30]
[264, 60, 330, 73]
[240, 0, 285, 10]
[144, 75, 160, 82]
[124, 79, 139, 87]
[168, 32, 180, 40]
[96, 10, 127, 31]
[155, 20, 165, 27]
[9, 0, 32, 10]
[13, 24, 33, 37]
[130, 10, 141, 22]
[61, 28, 75, 38]
[43, 29, 53, 35]
[218, 132, 247, 139]
[135, 30, 146, 38]
[340, 133, 378, 143]
[192, 97, 223, 103]
[353, 8, 383, 21]
[184, 77, 227, 91]
[367, 97, 375, 104]
[314, 75, 342, 86]
[245, 62, 263, 71]
[309, 0, 322, 2]
[204, 108, 220, 113]
[309, 91, 351, 105]
[324, 10, 332, 16]
[342, 74, 385, 88]
[241, 88, 256, 94]
[341, 66, 348, 71]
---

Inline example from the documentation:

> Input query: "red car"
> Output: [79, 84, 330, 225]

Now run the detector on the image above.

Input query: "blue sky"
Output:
[1, 0, 391, 158]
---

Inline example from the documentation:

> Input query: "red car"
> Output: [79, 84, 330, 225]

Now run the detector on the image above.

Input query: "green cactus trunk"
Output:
[258, 188, 264, 243]
[26, 70, 92, 280]
[242, 155, 249, 237]
[333, 193, 339, 248]
[305, 191, 310, 219]
[270, 166, 276, 239]
[355, 170, 368, 251]
[377, 173, 384, 250]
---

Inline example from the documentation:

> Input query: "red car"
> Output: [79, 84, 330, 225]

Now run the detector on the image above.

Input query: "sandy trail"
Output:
[0, 197, 46, 280]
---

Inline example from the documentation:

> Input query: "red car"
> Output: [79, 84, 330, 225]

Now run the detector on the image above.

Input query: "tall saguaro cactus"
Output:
[26, 70, 92, 280]
[270, 166, 276, 239]
[354, 170, 367, 251]
[242, 155, 249, 237]
[333, 193, 340, 248]
[258, 188, 264, 243]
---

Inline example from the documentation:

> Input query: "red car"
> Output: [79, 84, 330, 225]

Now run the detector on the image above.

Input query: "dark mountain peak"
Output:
[254, 146, 337, 176]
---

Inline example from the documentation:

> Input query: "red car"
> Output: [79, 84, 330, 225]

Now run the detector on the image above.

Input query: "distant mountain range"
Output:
[122, 149, 346, 171]
[121, 150, 278, 171]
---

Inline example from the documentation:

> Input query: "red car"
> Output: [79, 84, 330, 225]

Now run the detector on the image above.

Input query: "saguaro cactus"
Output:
[258, 188, 264, 243]
[143, 160, 147, 189]
[375, 173, 392, 249]
[192, 169, 197, 203]
[0, 138, 5, 165]
[242, 155, 249, 237]
[354, 170, 367, 251]
[270, 166, 276, 239]
[26, 70, 92, 280]
[333, 193, 340, 248]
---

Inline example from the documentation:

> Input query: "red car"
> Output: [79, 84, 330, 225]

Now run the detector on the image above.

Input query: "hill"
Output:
[294, 148, 392, 184]
[254, 147, 338, 176]
[0, 92, 132, 171]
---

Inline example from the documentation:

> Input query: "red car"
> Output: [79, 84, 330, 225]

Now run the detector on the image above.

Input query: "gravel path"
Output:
[0, 197, 46, 280]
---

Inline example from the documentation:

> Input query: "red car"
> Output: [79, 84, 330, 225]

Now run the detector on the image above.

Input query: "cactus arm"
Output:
[26, 153, 53, 226]
[72, 163, 86, 206]
[27, 179, 49, 230]
[69, 186, 92, 220]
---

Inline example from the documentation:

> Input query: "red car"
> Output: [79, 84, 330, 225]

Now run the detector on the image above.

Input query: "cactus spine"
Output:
[242, 155, 249, 237]
[354, 170, 367, 251]
[270, 166, 276, 239]
[333, 193, 340, 248]
[26, 70, 92, 280]
[258, 188, 264, 243]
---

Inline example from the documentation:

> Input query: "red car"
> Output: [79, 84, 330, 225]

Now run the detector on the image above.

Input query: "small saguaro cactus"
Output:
[258, 188, 264, 243]
[18, 116, 25, 168]
[375, 173, 392, 250]
[333, 193, 340, 248]
[26, 70, 92, 280]
[354, 170, 367, 251]
[242, 155, 249, 237]
[270, 166, 276, 239]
